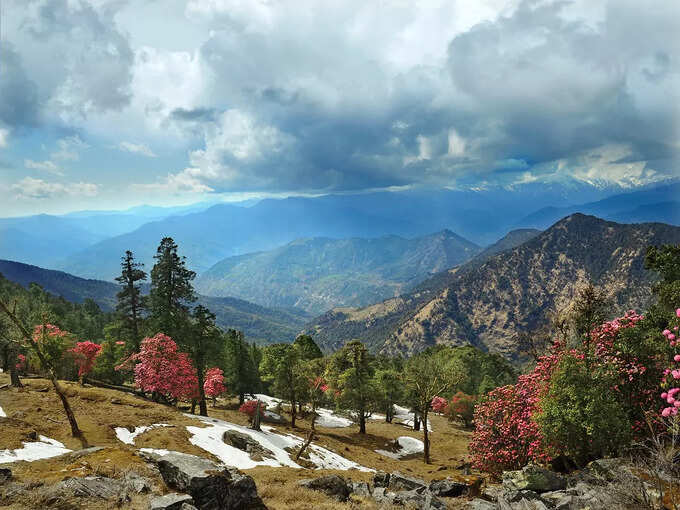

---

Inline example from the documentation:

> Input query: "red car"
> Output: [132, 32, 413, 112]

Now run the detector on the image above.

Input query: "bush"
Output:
[448, 391, 475, 427]
[536, 355, 632, 467]
[239, 399, 267, 418]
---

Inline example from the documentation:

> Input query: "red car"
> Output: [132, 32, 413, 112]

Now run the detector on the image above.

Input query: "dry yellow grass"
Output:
[0, 373, 480, 509]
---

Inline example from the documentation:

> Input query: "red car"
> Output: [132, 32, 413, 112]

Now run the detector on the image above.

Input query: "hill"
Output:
[0, 260, 308, 344]
[195, 230, 481, 315]
[303, 215, 680, 359]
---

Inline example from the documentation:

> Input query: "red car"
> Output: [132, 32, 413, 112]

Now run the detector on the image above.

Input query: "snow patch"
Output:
[371, 405, 432, 431]
[375, 436, 424, 459]
[0, 406, 6, 418]
[314, 407, 353, 428]
[114, 424, 172, 445]
[185, 415, 371, 472]
[0, 436, 71, 464]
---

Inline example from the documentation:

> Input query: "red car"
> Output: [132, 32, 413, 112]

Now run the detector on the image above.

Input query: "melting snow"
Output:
[0, 436, 71, 464]
[114, 424, 172, 445]
[375, 436, 424, 459]
[185, 415, 371, 472]
[371, 405, 432, 431]
[314, 407, 353, 428]
[0, 406, 6, 418]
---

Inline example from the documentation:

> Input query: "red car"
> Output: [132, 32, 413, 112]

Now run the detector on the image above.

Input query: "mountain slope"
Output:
[0, 259, 308, 344]
[196, 230, 480, 315]
[304, 215, 680, 359]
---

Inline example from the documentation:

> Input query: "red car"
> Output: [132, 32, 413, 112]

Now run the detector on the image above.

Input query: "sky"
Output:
[0, 0, 678, 216]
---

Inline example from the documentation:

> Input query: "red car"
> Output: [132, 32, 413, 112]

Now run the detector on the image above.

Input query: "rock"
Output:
[0, 468, 11, 484]
[58, 476, 126, 500]
[222, 430, 275, 461]
[371, 487, 395, 505]
[429, 478, 467, 497]
[123, 471, 153, 494]
[388, 471, 427, 491]
[150, 493, 195, 510]
[180, 504, 199, 510]
[585, 457, 630, 482]
[540, 491, 576, 510]
[373, 471, 390, 488]
[350, 481, 371, 496]
[467, 498, 498, 509]
[262, 410, 286, 424]
[482, 486, 503, 502]
[298, 475, 350, 502]
[393, 489, 447, 509]
[497, 490, 550, 510]
[143, 450, 267, 510]
[502, 465, 566, 493]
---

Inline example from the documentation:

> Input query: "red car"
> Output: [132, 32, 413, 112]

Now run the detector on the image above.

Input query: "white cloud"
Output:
[12, 177, 99, 200]
[51, 135, 89, 161]
[119, 141, 157, 157]
[24, 159, 62, 175]
[0, 128, 8, 148]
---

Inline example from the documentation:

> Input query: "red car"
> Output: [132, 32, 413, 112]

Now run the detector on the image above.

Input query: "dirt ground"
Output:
[0, 373, 480, 509]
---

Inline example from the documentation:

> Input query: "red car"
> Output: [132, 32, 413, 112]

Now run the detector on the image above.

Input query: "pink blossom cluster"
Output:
[116, 333, 199, 401]
[70, 341, 103, 377]
[15, 353, 26, 371]
[203, 367, 227, 398]
[32, 323, 68, 343]
[239, 399, 267, 418]
[430, 396, 448, 413]
[660, 308, 680, 418]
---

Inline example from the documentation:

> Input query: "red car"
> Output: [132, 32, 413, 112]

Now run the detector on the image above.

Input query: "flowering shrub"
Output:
[448, 391, 475, 427]
[204, 367, 227, 399]
[469, 345, 561, 475]
[430, 396, 448, 414]
[70, 341, 103, 379]
[116, 333, 198, 401]
[660, 308, 680, 418]
[239, 399, 267, 418]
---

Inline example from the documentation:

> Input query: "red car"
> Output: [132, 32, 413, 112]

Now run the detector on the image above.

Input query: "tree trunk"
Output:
[296, 410, 316, 461]
[251, 400, 261, 431]
[197, 360, 208, 416]
[359, 407, 366, 434]
[298, 401, 303, 414]
[190, 399, 197, 414]
[239, 392, 245, 405]
[422, 409, 430, 464]
[8, 349, 22, 388]
[290, 398, 297, 428]
[0, 302, 85, 444]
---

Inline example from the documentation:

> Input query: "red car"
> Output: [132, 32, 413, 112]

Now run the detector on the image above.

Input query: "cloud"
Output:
[119, 141, 157, 157]
[12, 177, 99, 199]
[0, 129, 9, 148]
[51, 135, 89, 161]
[24, 159, 62, 175]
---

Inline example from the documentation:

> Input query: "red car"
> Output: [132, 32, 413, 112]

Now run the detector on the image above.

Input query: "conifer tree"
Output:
[148, 237, 196, 340]
[223, 329, 260, 404]
[187, 305, 222, 416]
[115, 250, 147, 351]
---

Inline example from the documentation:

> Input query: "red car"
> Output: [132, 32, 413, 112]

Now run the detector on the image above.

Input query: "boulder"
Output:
[150, 493, 195, 510]
[388, 471, 427, 491]
[502, 465, 566, 493]
[298, 475, 350, 502]
[262, 410, 286, 424]
[584, 457, 630, 482]
[467, 498, 498, 509]
[58, 476, 126, 500]
[142, 450, 267, 510]
[429, 478, 467, 497]
[540, 491, 576, 510]
[497, 490, 549, 510]
[122, 471, 153, 494]
[222, 430, 275, 461]
[0, 468, 11, 485]
[392, 489, 447, 509]
[350, 481, 372, 497]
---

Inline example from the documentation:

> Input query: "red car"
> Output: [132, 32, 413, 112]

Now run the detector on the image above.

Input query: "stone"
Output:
[298, 475, 350, 502]
[262, 410, 286, 424]
[150, 493, 195, 510]
[388, 471, 427, 491]
[222, 430, 275, 461]
[502, 465, 566, 493]
[467, 498, 498, 509]
[481, 486, 503, 502]
[58, 476, 126, 500]
[123, 471, 152, 494]
[585, 457, 630, 482]
[0, 468, 11, 484]
[429, 478, 467, 497]
[350, 481, 371, 496]
[497, 490, 550, 510]
[180, 504, 199, 510]
[373, 471, 390, 488]
[392, 489, 447, 509]
[142, 450, 267, 510]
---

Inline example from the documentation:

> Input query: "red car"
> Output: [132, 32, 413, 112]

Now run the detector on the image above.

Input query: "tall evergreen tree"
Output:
[260, 343, 302, 427]
[148, 237, 196, 340]
[187, 305, 222, 416]
[115, 250, 147, 352]
[223, 329, 260, 404]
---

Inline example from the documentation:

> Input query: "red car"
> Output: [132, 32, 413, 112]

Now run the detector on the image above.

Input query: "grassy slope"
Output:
[0, 373, 474, 510]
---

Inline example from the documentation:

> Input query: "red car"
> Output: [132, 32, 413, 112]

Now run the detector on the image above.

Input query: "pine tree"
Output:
[187, 305, 222, 416]
[223, 329, 260, 404]
[115, 250, 147, 351]
[148, 238, 196, 340]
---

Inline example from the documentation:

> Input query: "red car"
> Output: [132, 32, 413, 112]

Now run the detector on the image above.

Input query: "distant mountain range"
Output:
[196, 230, 481, 315]
[303, 215, 680, 359]
[1, 181, 676, 282]
[0, 259, 309, 344]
